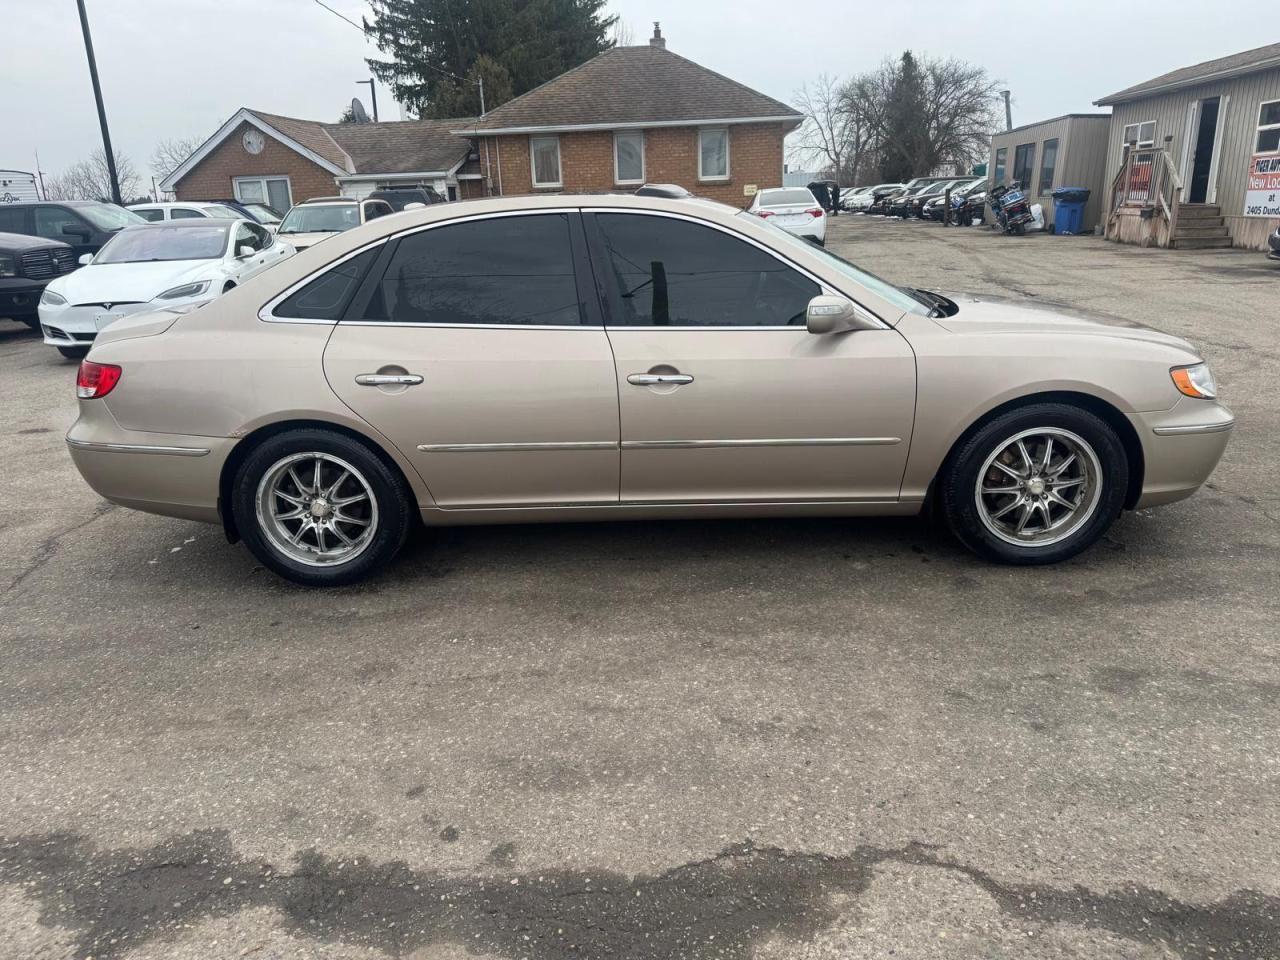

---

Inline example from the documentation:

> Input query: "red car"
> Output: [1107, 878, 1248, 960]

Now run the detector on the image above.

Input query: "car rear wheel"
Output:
[57, 346, 89, 360]
[231, 428, 413, 586]
[940, 403, 1129, 565]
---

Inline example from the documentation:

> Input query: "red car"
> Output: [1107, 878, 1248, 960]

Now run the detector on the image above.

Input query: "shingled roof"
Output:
[1096, 42, 1280, 105]
[322, 118, 473, 175]
[458, 44, 801, 133]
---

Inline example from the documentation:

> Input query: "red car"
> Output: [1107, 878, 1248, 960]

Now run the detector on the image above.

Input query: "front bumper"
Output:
[66, 399, 234, 524]
[0, 277, 49, 319]
[1133, 398, 1234, 508]
[39, 298, 196, 348]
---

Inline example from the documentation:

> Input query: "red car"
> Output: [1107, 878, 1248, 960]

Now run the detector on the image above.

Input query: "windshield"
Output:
[244, 203, 282, 223]
[78, 203, 145, 231]
[740, 212, 930, 318]
[760, 189, 818, 207]
[95, 224, 228, 263]
[278, 204, 360, 235]
[200, 204, 242, 219]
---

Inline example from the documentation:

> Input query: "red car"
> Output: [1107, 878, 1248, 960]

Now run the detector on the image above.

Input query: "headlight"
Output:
[1171, 362, 1217, 399]
[0, 254, 16, 278]
[154, 280, 211, 300]
[40, 288, 67, 307]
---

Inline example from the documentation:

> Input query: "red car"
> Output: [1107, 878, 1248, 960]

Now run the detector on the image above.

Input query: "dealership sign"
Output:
[1244, 153, 1280, 216]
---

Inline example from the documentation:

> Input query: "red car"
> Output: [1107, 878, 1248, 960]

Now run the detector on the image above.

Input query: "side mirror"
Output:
[805, 295, 875, 335]
[62, 223, 90, 240]
[237, 245, 255, 258]
[77, 253, 93, 266]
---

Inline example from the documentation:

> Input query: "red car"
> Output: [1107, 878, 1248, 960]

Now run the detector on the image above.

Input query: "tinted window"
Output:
[171, 207, 206, 219]
[1038, 139, 1059, 195]
[594, 213, 818, 327]
[35, 207, 87, 240]
[279, 203, 360, 235]
[275, 247, 380, 320]
[1013, 143, 1035, 190]
[366, 214, 583, 326]
[760, 189, 818, 206]
[0, 208, 25, 232]
[993, 147, 1007, 184]
[133, 208, 164, 222]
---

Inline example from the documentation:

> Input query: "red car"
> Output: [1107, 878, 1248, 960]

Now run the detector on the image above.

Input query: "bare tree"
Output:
[611, 19, 634, 46]
[44, 149, 141, 202]
[792, 75, 871, 184]
[841, 52, 1000, 181]
[150, 136, 203, 179]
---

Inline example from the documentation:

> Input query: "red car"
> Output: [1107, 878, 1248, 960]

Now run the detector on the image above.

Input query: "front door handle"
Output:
[627, 373, 694, 386]
[355, 373, 423, 386]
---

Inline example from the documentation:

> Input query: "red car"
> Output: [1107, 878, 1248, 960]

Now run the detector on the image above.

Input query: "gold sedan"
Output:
[66, 194, 1233, 585]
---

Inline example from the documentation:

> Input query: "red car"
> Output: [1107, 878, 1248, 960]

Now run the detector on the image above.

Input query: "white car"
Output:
[127, 201, 245, 222]
[747, 187, 826, 245]
[275, 196, 395, 251]
[38, 219, 293, 359]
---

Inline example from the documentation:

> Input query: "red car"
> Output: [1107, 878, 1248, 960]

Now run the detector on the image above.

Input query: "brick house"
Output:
[453, 25, 802, 206]
[159, 108, 478, 208]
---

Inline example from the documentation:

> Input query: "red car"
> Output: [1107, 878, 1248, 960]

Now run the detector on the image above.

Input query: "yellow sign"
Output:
[743, 184, 758, 197]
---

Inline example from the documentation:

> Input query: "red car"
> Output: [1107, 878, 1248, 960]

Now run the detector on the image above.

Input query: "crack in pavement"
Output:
[0, 501, 117, 600]
[1, 831, 1276, 959]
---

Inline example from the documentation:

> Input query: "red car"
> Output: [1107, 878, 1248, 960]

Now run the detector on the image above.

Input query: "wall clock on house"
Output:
[242, 129, 265, 155]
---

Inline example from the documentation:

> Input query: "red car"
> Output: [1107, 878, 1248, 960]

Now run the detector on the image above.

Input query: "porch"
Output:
[1105, 144, 1232, 249]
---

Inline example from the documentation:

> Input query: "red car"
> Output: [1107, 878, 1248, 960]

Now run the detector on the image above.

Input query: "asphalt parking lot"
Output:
[2, 215, 1278, 959]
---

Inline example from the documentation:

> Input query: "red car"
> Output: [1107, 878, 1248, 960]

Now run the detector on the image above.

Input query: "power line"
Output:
[311, 0, 364, 32]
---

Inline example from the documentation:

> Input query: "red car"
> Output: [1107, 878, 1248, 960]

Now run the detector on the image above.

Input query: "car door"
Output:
[34, 206, 94, 259]
[584, 209, 916, 504]
[319, 210, 620, 508]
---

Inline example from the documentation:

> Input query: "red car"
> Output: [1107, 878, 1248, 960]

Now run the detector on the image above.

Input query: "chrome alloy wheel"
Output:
[975, 427, 1103, 547]
[254, 452, 379, 566]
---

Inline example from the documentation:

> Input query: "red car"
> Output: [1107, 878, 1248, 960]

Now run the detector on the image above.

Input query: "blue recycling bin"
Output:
[1051, 187, 1091, 235]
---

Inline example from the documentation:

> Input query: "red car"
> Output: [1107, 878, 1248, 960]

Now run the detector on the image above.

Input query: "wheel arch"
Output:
[218, 417, 423, 543]
[930, 390, 1145, 511]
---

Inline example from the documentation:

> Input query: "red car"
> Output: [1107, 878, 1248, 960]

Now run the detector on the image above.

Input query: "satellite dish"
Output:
[350, 98, 370, 123]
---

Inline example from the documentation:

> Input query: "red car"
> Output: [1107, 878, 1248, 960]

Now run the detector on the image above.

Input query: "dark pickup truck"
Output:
[0, 232, 77, 327]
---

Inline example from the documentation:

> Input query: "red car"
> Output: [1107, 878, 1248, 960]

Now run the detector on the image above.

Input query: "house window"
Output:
[698, 128, 729, 181]
[993, 147, 1007, 184]
[1122, 121, 1156, 148]
[614, 131, 645, 184]
[530, 136, 562, 188]
[1256, 100, 1280, 153]
[1013, 143, 1036, 190]
[234, 176, 291, 213]
[1038, 138, 1059, 195]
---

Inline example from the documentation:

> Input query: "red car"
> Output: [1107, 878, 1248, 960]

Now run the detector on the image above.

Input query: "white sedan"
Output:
[38, 219, 293, 359]
[747, 187, 826, 245]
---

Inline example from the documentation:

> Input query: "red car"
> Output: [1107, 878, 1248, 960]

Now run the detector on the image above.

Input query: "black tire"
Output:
[231, 428, 414, 586]
[940, 403, 1129, 565]
[58, 345, 89, 360]
[20, 316, 40, 330]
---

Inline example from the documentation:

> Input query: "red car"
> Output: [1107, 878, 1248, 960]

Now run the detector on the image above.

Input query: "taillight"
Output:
[808, 208, 824, 218]
[755, 209, 775, 218]
[76, 360, 121, 399]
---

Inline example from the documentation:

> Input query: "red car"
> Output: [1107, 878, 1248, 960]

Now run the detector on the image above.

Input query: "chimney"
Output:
[649, 22, 665, 48]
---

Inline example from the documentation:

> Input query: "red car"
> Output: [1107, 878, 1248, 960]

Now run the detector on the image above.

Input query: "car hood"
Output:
[49, 259, 219, 304]
[934, 292, 1199, 355]
[275, 231, 341, 249]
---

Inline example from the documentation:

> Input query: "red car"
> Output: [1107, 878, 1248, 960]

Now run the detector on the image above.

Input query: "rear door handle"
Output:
[355, 373, 423, 386]
[627, 373, 694, 386]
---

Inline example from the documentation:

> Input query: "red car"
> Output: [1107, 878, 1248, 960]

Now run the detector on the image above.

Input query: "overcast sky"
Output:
[2, 0, 1268, 185]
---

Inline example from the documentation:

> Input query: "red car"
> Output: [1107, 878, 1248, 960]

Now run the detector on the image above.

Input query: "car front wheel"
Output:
[940, 404, 1129, 565]
[231, 428, 414, 586]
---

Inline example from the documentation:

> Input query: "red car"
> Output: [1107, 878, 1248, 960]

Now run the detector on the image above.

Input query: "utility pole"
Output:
[478, 74, 485, 116]
[76, 0, 121, 204]
[999, 89, 1012, 132]
[356, 79, 379, 122]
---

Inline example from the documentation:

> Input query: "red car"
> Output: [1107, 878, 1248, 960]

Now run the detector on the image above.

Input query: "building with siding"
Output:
[987, 114, 1110, 232]
[1096, 42, 1280, 249]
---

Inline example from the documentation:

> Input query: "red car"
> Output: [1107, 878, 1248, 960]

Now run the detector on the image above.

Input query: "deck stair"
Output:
[1173, 204, 1232, 249]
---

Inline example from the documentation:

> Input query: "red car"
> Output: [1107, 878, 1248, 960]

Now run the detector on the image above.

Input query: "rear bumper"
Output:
[66, 400, 233, 524]
[1133, 399, 1234, 508]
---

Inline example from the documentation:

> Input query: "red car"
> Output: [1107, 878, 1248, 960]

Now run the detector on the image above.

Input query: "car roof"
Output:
[298, 197, 358, 205]
[128, 201, 230, 208]
[0, 199, 117, 208]
[118, 218, 241, 229]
